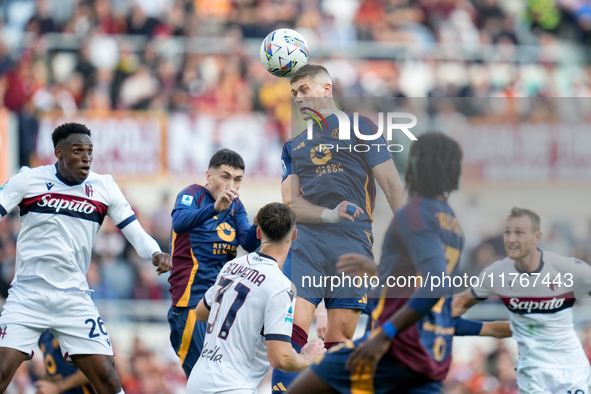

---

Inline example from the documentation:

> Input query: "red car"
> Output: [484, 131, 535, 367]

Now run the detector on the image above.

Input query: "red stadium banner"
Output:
[35, 111, 284, 179]
[36, 112, 167, 179]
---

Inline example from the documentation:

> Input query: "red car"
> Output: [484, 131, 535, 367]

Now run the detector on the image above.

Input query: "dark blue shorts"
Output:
[168, 306, 207, 379]
[285, 224, 373, 309]
[310, 333, 443, 394]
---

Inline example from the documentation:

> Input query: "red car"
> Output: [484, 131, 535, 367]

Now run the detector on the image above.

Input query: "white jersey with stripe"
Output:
[472, 250, 591, 370]
[188, 252, 296, 394]
[0, 165, 136, 291]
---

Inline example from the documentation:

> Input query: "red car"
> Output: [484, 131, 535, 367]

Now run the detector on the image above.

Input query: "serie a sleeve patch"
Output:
[181, 195, 194, 206]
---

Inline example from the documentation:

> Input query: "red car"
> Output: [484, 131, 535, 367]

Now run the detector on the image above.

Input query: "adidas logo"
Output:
[293, 141, 305, 151]
[272, 382, 287, 392]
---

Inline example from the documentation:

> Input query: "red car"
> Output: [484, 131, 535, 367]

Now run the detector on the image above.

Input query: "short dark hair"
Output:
[290, 64, 331, 86]
[256, 203, 296, 243]
[52, 123, 92, 148]
[405, 132, 463, 198]
[508, 207, 541, 232]
[208, 149, 245, 171]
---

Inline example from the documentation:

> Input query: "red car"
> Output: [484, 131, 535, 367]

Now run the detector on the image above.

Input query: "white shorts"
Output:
[517, 365, 591, 394]
[0, 280, 113, 358]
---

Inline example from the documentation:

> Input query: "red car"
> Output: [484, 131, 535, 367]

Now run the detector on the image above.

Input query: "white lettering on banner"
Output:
[36, 116, 162, 176]
[167, 113, 215, 174]
[167, 113, 282, 176]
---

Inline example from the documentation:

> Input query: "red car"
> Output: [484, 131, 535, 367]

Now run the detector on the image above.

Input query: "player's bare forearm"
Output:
[282, 175, 362, 223]
[373, 160, 406, 213]
[290, 195, 327, 223]
[386, 304, 423, 333]
[281, 176, 323, 223]
[35, 370, 90, 393]
[195, 299, 210, 322]
[452, 289, 480, 317]
[267, 339, 325, 373]
[480, 321, 512, 338]
[346, 305, 421, 378]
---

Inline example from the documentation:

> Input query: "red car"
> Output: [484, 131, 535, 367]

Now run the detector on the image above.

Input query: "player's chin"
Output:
[78, 168, 90, 180]
[300, 111, 311, 120]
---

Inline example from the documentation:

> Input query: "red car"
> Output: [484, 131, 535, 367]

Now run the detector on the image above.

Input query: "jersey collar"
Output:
[513, 248, 545, 274]
[254, 251, 277, 263]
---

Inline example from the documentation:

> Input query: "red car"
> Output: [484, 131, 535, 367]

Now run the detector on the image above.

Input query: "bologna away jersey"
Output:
[188, 252, 295, 393]
[0, 165, 136, 291]
[472, 250, 591, 370]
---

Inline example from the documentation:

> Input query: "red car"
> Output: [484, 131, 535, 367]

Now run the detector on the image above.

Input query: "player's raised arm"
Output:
[171, 189, 218, 233]
[234, 200, 260, 252]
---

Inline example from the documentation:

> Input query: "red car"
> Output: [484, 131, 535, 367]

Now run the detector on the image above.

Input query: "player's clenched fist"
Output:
[152, 252, 172, 275]
[214, 187, 239, 212]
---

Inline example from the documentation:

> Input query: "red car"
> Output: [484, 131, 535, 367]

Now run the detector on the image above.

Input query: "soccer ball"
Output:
[260, 28, 309, 78]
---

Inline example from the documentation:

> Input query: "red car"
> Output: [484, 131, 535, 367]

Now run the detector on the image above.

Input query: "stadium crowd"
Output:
[2, 0, 591, 393]
[2, 0, 591, 166]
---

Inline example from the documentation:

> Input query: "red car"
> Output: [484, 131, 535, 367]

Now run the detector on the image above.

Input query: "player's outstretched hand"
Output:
[214, 187, 239, 212]
[35, 380, 60, 394]
[301, 339, 326, 365]
[345, 330, 390, 380]
[336, 253, 378, 277]
[152, 252, 172, 275]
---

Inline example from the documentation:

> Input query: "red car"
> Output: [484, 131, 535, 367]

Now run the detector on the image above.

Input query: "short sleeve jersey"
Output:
[0, 165, 136, 290]
[188, 252, 296, 393]
[472, 250, 591, 370]
[168, 184, 259, 307]
[281, 113, 392, 225]
[375, 197, 464, 382]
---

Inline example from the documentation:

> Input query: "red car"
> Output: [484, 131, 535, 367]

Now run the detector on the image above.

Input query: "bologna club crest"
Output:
[85, 184, 94, 198]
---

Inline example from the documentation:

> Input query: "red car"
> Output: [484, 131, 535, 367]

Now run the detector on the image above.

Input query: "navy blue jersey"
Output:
[375, 197, 464, 382]
[281, 113, 392, 225]
[168, 184, 259, 307]
[38, 330, 95, 394]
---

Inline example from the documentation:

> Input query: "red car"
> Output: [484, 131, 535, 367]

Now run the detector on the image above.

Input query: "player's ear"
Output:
[324, 83, 332, 97]
[54, 147, 62, 160]
[291, 228, 297, 241]
[535, 231, 542, 243]
[205, 169, 212, 183]
[256, 227, 263, 240]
